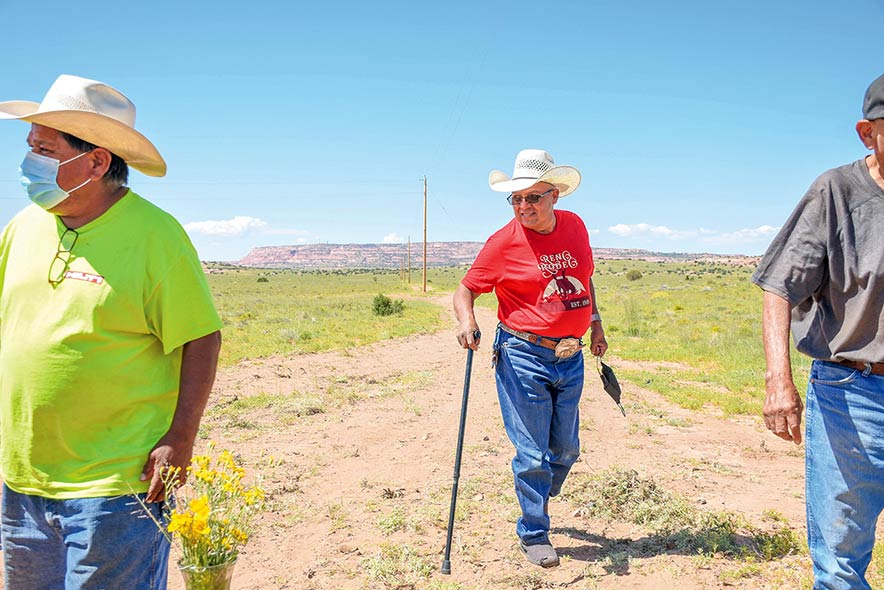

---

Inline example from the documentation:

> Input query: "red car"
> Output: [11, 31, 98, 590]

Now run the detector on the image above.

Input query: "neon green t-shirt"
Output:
[0, 191, 222, 499]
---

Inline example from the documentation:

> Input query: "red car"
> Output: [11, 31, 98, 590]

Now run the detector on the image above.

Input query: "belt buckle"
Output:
[554, 338, 583, 358]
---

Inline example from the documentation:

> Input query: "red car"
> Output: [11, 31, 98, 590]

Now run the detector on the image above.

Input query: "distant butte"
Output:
[233, 243, 759, 270]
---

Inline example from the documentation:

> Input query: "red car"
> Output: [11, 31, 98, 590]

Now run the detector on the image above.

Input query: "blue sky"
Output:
[0, 1, 881, 261]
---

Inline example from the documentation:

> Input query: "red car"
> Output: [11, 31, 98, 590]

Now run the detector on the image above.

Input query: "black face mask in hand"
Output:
[596, 356, 626, 417]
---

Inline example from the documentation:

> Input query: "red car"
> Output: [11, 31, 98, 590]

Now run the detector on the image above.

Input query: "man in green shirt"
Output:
[0, 75, 222, 590]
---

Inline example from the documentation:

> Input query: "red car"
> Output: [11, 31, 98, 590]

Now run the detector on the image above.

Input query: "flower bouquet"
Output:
[140, 448, 265, 590]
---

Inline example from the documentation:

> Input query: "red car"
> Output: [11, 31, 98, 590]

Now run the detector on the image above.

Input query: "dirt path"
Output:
[167, 299, 809, 589]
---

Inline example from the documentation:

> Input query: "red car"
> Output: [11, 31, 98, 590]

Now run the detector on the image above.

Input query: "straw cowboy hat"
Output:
[489, 149, 581, 197]
[0, 74, 166, 177]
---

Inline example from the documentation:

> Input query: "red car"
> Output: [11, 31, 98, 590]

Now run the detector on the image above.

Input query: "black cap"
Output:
[863, 73, 884, 120]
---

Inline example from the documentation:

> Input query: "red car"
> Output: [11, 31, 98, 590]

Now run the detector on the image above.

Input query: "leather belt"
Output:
[498, 323, 561, 351]
[836, 359, 884, 376]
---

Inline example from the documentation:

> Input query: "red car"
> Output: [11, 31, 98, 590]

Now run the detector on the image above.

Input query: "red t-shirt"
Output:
[462, 209, 594, 338]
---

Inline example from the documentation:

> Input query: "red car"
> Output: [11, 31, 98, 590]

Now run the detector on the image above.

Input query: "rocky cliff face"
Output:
[235, 243, 757, 269]
[236, 242, 485, 269]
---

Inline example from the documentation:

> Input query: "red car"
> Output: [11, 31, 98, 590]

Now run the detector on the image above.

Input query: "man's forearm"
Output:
[168, 330, 222, 441]
[761, 290, 803, 444]
[453, 283, 479, 326]
[589, 278, 601, 323]
[762, 291, 793, 382]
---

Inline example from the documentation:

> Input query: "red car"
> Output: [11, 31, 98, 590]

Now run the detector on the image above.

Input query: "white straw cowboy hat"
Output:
[489, 149, 581, 197]
[0, 74, 166, 177]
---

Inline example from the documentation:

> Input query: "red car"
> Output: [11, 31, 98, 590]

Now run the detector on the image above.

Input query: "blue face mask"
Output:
[19, 151, 91, 210]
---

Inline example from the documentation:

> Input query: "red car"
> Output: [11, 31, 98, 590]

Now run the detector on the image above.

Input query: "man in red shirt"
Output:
[454, 149, 607, 567]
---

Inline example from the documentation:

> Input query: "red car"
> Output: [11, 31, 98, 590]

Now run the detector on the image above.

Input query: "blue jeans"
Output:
[805, 361, 884, 590]
[1, 484, 170, 590]
[494, 328, 584, 545]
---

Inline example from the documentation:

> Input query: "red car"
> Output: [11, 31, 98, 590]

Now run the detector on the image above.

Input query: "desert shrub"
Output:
[372, 293, 404, 316]
[626, 270, 643, 281]
[256, 276, 269, 283]
[623, 298, 645, 337]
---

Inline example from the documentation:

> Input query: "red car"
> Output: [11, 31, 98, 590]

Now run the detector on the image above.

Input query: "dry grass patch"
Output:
[562, 467, 803, 561]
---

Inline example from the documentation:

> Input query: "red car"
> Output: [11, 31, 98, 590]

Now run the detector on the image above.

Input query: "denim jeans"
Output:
[1, 484, 170, 590]
[805, 361, 884, 590]
[494, 328, 584, 545]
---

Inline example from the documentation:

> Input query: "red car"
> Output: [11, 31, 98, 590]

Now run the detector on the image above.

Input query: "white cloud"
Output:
[184, 216, 268, 237]
[184, 216, 312, 240]
[607, 223, 697, 240]
[607, 223, 781, 245]
[382, 233, 404, 243]
[705, 225, 780, 243]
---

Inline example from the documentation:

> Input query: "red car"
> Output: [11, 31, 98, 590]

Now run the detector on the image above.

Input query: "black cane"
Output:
[441, 330, 480, 575]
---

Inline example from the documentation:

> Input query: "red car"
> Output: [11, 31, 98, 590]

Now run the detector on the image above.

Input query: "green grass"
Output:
[377, 507, 411, 534]
[208, 267, 461, 366]
[593, 259, 811, 415]
[209, 391, 324, 419]
[361, 543, 436, 588]
[205, 260, 810, 416]
[327, 502, 349, 531]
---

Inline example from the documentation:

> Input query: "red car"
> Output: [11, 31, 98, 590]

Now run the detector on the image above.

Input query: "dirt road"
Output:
[160, 299, 811, 589]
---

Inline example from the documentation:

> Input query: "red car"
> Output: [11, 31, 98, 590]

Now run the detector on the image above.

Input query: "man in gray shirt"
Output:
[753, 73, 884, 590]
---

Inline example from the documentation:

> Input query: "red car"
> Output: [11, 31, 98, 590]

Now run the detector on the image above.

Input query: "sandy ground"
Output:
[161, 298, 811, 589]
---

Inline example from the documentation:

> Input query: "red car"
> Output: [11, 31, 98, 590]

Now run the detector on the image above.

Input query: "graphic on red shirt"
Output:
[543, 268, 591, 310]
[539, 251, 591, 310]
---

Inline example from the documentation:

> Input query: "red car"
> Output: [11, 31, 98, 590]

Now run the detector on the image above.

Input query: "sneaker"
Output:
[519, 540, 559, 568]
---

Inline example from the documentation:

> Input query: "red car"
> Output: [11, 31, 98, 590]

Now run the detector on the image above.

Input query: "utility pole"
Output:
[423, 175, 428, 293]
[407, 236, 412, 284]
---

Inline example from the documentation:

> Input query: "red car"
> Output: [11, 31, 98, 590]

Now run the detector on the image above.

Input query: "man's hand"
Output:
[589, 321, 607, 357]
[763, 374, 804, 445]
[453, 284, 482, 350]
[456, 322, 481, 350]
[140, 431, 195, 502]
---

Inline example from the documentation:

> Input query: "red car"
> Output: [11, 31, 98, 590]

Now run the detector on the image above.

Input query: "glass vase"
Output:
[178, 560, 237, 590]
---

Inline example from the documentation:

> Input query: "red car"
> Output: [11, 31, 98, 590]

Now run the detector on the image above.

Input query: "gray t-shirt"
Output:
[752, 158, 884, 362]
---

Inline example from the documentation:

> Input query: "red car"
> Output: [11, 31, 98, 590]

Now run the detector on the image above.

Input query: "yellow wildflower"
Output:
[139, 448, 265, 568]
[189, 495, 211, 519]
[167, 512, 192, 534]
[243, 487, 265, 505]
[230, 527, 249, 543]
